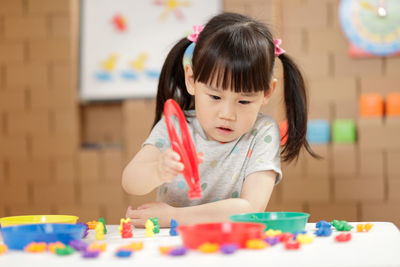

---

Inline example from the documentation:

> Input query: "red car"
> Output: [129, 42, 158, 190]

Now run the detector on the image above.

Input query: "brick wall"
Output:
[0, 0, 399, 226]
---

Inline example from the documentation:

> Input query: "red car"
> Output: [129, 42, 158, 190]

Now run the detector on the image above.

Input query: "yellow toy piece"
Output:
[87, 220, 98, 230]
[126, 241, 143, 251]
[198, 242, 219, 253]
[264, 229, 282, 237]
[101, 54, 118, 72]
[365, 223, 373, 232]
[145, 219, 154, 237]
[356, 224, 365, 232]
[246, 239, 268, 249]
[95, 221, 104, 240]
[0, 244, 8, 255]
[159, 245, 173, 255]
[88, 242, 107, 252]
[296, 234, 315, 244]
[48, 242, 65, 253]
[24, 242, 47, 253]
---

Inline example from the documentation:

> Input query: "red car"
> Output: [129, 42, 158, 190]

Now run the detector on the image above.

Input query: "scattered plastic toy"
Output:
[82, 249, 100, 258]
[296, 234, 315, 244]
[357, 223, 373, 232]
[264, 236, 280, 246]
[55, 245, 75, 256]
[246, 239, 268, 249]
[316, 220, 331, 229]
[335, 233, 352, 242]
[169, 219, 178, 236]
[145, 219, 154, 237]
[24, 242, 47, 253]
[119, 218, 133, 238]
[198, 242, 219, 253]
[315, 226, 332, 237]
[87, 220, 98, 230]
[292, 230, 307, 239]
[123, 242, 143, 251]
[264, 229, 282, 237]
[331, 220, 353, 231]
[98, 217, 107, 234]
[284, 240, 300, 250]
[69, 240, 88, 251]
[77, 222, 89, 238]
[88, 242, 107, 252]
[278, 233, 294, 243]
[95, 222, 104, 240]
[48, 242, 65, 253]
[159, 246, 173, 255]
[220, 244, 239, 254]
[150, 217, 160, 234]
[0, 244, 8, 255]
[169, 246, 188, 256]
[115, 249, 132, 258]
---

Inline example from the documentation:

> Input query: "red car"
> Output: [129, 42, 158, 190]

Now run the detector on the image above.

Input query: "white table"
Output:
[1, 222, 400, 267]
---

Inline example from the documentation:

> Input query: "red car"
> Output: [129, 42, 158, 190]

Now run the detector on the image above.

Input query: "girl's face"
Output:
[185, 66, 275, 143]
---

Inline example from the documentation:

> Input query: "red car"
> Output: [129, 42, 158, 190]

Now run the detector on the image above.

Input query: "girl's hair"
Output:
[153, 12, 317, 162]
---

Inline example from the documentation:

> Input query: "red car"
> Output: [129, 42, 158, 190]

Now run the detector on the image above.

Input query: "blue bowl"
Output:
[1, 223, 85, 250]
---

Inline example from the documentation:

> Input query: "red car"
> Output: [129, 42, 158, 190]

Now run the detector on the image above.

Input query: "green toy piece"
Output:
[150, 217, 160, 234]
[55, 245, 75, 256]
[332, 119, 357, 144]
[99, 217, 107, 234]
[331, 220, 353, 231]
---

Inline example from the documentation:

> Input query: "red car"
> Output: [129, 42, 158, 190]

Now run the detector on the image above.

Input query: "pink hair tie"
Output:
[274, 39, 285, 57]
[187, 25, 204, 43]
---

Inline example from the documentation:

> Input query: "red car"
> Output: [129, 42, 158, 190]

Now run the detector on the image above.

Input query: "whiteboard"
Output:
[79, 0, 222, 101]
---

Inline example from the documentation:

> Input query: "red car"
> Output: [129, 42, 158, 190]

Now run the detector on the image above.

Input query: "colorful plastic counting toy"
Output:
[331, 220, 354, 231]
[169, 247, 188, 256]
[0, 244, 8, 255]
[315, 220, 332, 237]
[150, 217, 160, 234]
[123, 242, 143, 251]
[24, 242, 47, 253]
[88, 242, 107, 252]
[169, 219, 179, 236]
[82, 249, 100, 258]
[278, 233, 294, 243]
[48, 242, 65, 253]
[98, 217, 107, 234]
[119, 218, 133, 238]
[335, 233, 352, 242]
[159, 246, 173, 255]
[220, 244, 239, 254]
[115, 249, 132, 258]
[284, 240, 300, 250]
[198, 242, 219, 253]
[68, 240, 88, 251]
[264, 237, 280, 246]
[264, 229, 282, 237]
[246, 239, 268, 249]
[95, 222, 104, 240]
[296, 234, 315, 244]
[87, 220, 98, 230]
[145, 219, 155, 237]
[55, 245, 75, 256]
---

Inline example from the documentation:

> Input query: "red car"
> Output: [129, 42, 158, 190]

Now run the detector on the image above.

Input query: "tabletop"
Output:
[1, 222, 400, 267]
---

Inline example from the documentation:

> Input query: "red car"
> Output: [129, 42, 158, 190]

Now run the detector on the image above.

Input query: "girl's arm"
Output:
[122, 144, 184, 195]
[126, 170, 276, 227]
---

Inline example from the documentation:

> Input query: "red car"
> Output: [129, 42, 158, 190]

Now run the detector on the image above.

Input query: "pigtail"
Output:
[153, 38, 193, 127]
[278, 53, 319, 162]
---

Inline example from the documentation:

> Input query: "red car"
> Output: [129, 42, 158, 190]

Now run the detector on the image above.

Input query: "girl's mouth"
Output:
[217, 127, 233, 134]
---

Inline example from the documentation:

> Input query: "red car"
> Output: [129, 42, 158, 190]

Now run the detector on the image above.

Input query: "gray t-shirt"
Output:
[143, 110, 282, 207]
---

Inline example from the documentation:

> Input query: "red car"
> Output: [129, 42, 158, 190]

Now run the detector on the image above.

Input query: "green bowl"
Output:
[230, 212, 310, 233]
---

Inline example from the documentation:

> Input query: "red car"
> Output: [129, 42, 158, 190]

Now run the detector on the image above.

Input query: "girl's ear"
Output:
[263, 78, 277, 105]
[184, 64, 195, 96]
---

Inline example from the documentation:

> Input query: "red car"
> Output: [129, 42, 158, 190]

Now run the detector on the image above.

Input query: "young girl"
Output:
[122, 12, 315, 228]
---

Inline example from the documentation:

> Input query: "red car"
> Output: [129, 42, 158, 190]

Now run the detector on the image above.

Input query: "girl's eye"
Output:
[239, 100, 250, 105]
[210, 95, 220, 100]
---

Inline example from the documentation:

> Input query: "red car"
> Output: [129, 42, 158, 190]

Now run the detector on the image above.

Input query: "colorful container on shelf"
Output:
[0, 223, 85, 250]
[386, 92, 400, 116]
[0, 215, 79, 227]
[359, 93, 384, 117]
[332, 119, 357, 144]
[307, 120, 330, 144]
[178, 222, 265, 249]
[230, 212, 310, 233]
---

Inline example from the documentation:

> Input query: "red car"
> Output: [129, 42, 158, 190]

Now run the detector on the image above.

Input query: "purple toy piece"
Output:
[264, 237, 280, 246]
[69, 240, 89, 251]
[77, 222, 89, 238]
[168, 247, 188, 256]
[82, 250, 100, 258]
[220, 244, 239, 254]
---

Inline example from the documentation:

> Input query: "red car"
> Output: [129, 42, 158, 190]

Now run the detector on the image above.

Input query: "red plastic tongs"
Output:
[164, 99, 202, 199]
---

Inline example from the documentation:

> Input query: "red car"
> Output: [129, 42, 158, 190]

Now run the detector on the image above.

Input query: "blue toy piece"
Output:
[316, 220, 331, 228]
[169, 219, 178, 236]
[315, 226, 332, 237]
[306, 120, 330, 144]
[115, 249, 132, 258]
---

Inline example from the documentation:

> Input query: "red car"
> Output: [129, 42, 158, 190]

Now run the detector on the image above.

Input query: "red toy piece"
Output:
[284, 240, 300, 250]
[119, 218, 133, 238]
[164, 99, 202, 199]
[278, 233, 294, 243]
[335, 233, 351, 242]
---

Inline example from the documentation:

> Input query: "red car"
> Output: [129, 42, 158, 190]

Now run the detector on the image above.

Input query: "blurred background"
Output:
[0, 0, 399, 226]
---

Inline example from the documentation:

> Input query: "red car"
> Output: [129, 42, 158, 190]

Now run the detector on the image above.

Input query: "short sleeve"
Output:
[244, 118, 282, 184]
[142, 116, 171, 152]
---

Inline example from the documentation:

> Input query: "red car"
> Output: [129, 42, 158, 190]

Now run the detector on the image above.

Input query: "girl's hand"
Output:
[157, 149, 204, 183]
[125, 202, 177, 228]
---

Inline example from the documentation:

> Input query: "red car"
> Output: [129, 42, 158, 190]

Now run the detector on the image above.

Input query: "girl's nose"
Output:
[218, 102, 236, 121]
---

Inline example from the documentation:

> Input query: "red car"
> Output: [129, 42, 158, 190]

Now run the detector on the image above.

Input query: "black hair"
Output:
[153, 12, 317, 162]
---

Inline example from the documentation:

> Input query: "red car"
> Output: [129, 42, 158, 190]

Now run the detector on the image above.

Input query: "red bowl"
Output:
[177, 222, 265, 249]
